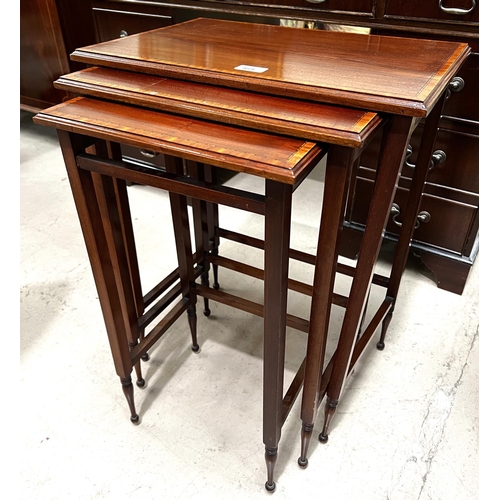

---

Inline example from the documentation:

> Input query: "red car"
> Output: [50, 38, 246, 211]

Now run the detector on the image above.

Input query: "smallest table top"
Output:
[71, 18, 471, 117]
[34, 96, 329, 185]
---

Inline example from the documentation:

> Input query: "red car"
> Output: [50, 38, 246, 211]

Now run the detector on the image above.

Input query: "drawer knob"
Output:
[445, 76, 465, 100]
[405, 145, 446, 171]
[119, 30, 128, 38]
[391, 203, 431, 229]
[438, 0, 476, 16]
[430, 150, 447, 169]
[448, 76, 465, 93]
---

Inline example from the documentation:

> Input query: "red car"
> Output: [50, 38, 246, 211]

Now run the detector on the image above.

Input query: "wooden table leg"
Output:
[378, 93, 447, 350]
[298, 145, 355, 467]
[318, 115, 414, 443]
[94, 140, 148, 386]
[106, 142, 151, 363]
[165, 156, 200, 353]
[262, 180, 292, 492]
[204, 165, 220, 291]
[57, 130, 139, 422]
[104, 141, 145, 320]
[186, 160, 212, 317]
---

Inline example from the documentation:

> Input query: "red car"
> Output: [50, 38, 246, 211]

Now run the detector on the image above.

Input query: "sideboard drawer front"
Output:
[350, 177, 477, 255]
[360, 120, 478, 194]
[94, 9, 173, 42]
[402, 125, 478, 193]
[428, 128, 478, 193]
[384, 0, 479, 24]
[224, 1, 374, 14]
[391, 190, 477, 254]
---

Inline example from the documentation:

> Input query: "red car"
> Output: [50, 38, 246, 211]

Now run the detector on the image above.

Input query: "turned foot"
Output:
[318, 432, 329, 443]
[134, 368, 145, 389]
[298, 422, 313, 468]
[265, 481, 276, 493]
[187, 305, 199, 352]
[132, 342, 146, 389]
[120, 376, 139, 424]
[264, 447, 278, 492]
[320, 398, 338, 443]
[378, 309, 393, 350]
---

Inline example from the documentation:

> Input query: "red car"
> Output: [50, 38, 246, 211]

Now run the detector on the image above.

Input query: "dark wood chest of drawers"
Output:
[20, 0, 96, 111]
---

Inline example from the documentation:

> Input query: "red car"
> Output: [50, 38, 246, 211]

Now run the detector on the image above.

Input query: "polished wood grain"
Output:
[20, 0, 71, 110]
[70, 17, 470, 116]
[20, 0, 96, 111]
[33, 96, 327, 184]
[55, 67, 382, 147]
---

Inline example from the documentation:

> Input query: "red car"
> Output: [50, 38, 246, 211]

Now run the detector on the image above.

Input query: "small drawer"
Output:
[388, 188, 477, 254]
[404, 125, 479, 193]
[384, 0, 478, 24]
[120, 144, 167, 170]
[350, 175, 478, 254]
[93, 8, 173, 42]
[359, 120, 478, 194]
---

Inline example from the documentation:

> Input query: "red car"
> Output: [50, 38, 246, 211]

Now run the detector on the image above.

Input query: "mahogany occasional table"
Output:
[34, 85, 382, 491]
[36, 18, 470, 491]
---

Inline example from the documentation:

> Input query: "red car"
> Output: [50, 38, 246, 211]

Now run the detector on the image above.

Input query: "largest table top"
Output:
[71, 18, 470, 117]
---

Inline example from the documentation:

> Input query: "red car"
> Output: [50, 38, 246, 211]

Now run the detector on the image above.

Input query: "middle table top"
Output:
[71, 18, 470, 118]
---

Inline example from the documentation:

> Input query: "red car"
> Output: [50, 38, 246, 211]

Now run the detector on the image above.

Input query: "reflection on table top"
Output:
[71, 17, 470, 117]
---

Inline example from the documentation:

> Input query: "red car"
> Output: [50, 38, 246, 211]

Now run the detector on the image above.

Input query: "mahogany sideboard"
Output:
[20, 0, 96, 111]
[22, 0, 479, 294]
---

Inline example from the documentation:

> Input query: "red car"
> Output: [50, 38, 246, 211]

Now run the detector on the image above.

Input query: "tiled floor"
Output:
[20, 110, 479, 499]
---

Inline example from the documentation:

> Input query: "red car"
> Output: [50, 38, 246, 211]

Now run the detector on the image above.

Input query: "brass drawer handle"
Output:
[305, 0, 326, 3]
[140, 149, 157, 158]
[405, 145, 414, 168]
[405, 145, 446, 171]
[119, 30, 128, 38]
[438, 0, 476, 15]
[391, 203, 431, 229]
